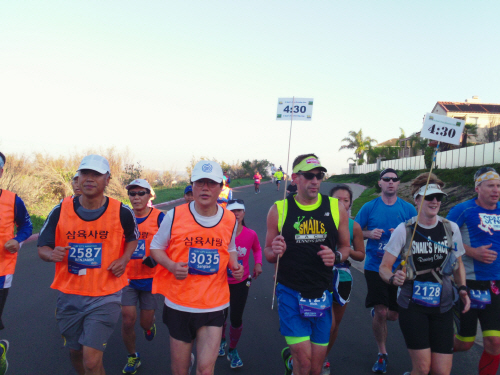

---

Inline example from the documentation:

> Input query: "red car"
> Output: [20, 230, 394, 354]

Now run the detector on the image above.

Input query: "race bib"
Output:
[68, 243, 102, 275]
[470, 289, 491, 310]
[255, 179, 260, 183]
[376, 242, 387, 258]
[188, 248, 220, 275]
[131, 239, 146, 260]
[298, 291, 331, 318]
[412, 280, 441, 307]
[227, 260, 243, 277]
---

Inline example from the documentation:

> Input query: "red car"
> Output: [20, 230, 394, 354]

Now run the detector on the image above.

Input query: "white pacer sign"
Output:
[276, 98, 313, 121]
[420, 112, 465, 145]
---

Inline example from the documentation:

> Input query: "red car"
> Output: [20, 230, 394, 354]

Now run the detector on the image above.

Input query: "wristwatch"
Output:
[389, 275, 395, 285]
[457, 285, 468, 294]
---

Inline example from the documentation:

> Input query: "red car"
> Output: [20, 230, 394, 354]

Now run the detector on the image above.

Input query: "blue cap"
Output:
[184, 185, 193, 194]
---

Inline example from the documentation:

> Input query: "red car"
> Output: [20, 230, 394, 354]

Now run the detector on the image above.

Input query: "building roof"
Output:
[376, 138, 398, 147]
[437, 101, 500, 114]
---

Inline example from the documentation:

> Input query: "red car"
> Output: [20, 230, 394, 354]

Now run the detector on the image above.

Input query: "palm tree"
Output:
[339, 129, 377, 165]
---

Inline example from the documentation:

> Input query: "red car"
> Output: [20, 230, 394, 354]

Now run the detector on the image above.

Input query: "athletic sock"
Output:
[221, 322, 227, 340]
[479, 351, 500, 375]
[229, 324, 243, 349]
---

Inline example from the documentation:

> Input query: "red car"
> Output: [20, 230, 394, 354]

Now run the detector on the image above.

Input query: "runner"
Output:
[184, 185, 194, 204]
[355, 168, 417, 373]
[380, 173, 470, 375]
[223, 171, 231, 187]
[71, 172, 82, 197]
[218, 199, 262, 368]
[274, 168, 284, 192]
[287, 180, 298, 198]
[253, 171, 262, 194]
[217, 177, 233, 209]
[150, 160, 243, 375]
[0, 151, 33, 375]
[264, 153, 351, 375]
[37, 154, 139, 375]
[271, 164, 277, 184]
[448, 167, 500, 375]
[121, 179, 164, 374]
[323, 184, 365, 374]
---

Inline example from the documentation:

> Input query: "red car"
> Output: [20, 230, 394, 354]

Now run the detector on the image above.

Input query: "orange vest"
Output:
[0, 190, 17, 277]
[127, 208, 161, 280]
[51, 197, 127, 296]
[152, 204, 236, 310]
[218, 187, 231, 209]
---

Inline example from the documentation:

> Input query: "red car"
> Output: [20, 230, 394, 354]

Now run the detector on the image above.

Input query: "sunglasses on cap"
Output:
[381, 177, 400, 182]
[228, 199, 245, 205]
[128, 191, 147, 197]
[297, 172, 325, 180]
[423, 194, 444, 202]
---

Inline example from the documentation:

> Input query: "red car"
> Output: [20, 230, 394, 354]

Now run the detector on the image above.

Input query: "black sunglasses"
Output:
[128, 191, 147, 197]
[381, 177, 400, 182]
[423, 194, 444, 202]
[297, 172, 325, 180]
[228, 199, 245, 205]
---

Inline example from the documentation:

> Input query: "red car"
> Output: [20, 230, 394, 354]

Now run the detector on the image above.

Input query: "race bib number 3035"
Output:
[68, 243, 102, 275]
[188, 248, 220, 276]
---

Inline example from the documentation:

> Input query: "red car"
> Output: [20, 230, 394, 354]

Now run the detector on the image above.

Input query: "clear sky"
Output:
[1, 1, 499, 175]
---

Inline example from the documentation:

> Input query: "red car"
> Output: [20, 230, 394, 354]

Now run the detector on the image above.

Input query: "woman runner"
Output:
[218, 199, 263, 368]
[379, 173, 470, 375]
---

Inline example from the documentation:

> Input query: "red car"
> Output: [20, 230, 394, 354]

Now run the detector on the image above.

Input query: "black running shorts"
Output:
[364, 270, 398, 312]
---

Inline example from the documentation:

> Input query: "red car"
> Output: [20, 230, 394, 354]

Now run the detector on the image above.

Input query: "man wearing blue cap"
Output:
[184, 186, 194, 204]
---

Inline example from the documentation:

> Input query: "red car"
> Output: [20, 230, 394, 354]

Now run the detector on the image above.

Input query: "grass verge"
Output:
[351, 188, 378, 217]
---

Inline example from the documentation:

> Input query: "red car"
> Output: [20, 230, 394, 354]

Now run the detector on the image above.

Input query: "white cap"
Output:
[227, 200, 245, 211]
[73, 172, 79, 180]
[126, 179, 152, 191]
[413, 183, 447, 199]
[77, 155, 110, 174]
[191, 160, 223, 183]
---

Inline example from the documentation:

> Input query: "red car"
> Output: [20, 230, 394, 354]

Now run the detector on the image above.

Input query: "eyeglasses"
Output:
[423, 194, 444, 202]
[381, 177, 400, 182]
[297, 172, 325, 180]
[228, 199, 244, 205]
[193, 179, 219, 188]
[128, 191, 147, 197]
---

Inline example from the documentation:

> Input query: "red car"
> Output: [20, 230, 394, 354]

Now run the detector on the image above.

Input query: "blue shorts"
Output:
[276, 283, 332, 345]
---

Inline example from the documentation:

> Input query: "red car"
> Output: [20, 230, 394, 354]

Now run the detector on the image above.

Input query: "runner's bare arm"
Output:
[264, 204, 285, 263]
[363, 229, 384, 240]
[350, 221, 366, 261]
[336, 202, 351, 262]
[229, 251, 244, 281]
[150, 247, 188, 280]
[379, 252, 405, 286]
[108, 239, 138, 277]
[38, 245, 69, 262]
[464, 243, 497, 264]
[453, 256, 470, 313]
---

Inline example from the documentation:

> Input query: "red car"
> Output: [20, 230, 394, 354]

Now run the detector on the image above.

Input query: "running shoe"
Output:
[144, 324, 156, 341]
[281, 347, 292, 375]
[123, 353, 141, 374]
[188, 353, 195, 374]
[227, 349, 243, 368]
[372, 353, 388, 374]
[218, 338, 227, 357]
[321, 359, 331, 375]
[0, 340, 9, 375]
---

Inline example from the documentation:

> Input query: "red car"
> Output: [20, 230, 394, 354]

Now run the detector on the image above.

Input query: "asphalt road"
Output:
[5, 181, 484, 374]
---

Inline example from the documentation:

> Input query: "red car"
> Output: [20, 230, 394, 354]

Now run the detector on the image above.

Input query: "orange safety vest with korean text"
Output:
[51, 197, 126, 296]
[0, 190, 17, 276]
[152, 204, 236, 310]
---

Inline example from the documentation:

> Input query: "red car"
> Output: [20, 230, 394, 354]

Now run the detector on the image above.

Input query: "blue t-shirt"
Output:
[355, 197, 417, 272]
[447, 198, 500, 281]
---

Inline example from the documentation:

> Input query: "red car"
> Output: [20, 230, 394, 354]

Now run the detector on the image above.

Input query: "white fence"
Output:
[341, 142, 500, 174]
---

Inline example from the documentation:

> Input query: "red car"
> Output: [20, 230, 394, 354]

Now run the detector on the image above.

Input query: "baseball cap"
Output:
[73, 172, 79, 180]
[380, 168, 398, 179]
[191, 160, 223, 183]
[413, 183, 447, 199]
[77, 155, 110, 174]
[227, 199, 245, 211]
[293, 156, 327, 173]
[126, 179, 152, 191]
[184, 185, 193, 194]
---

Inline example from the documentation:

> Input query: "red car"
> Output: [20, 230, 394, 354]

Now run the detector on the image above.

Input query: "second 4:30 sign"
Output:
[420, 112, 465, 146]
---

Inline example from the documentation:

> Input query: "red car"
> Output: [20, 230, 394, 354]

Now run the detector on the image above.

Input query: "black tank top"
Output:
[277, 194, 338, 299]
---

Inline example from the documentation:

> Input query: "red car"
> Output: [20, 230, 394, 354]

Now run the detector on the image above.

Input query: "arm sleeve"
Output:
[252, 231, 263, 264]
[157, 212, 165, 227]
[13, 196, 33, 243]
[383, 223, 406, 258]
[120, 204, 139, 242]
[37, 205, 62, 249]
[150, 209, 174, 250]
[450, 221, 466, 257]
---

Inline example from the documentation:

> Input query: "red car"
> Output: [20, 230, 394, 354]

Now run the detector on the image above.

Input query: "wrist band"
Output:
[389, 275, 395, 285]
[334, 251, 342, 264]
[458, 285, 468, 293]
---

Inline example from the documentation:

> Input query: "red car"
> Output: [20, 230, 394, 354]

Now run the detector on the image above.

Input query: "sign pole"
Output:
[271, 97, 295, 309]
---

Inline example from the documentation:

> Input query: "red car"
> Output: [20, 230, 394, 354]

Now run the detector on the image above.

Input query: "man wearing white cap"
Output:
[265, 153, 351, 375]
[37, 154, 139, 375]
[121, 179, 165, 374]
[151, 160, 243, 375]
[448, 167, 500, 375]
